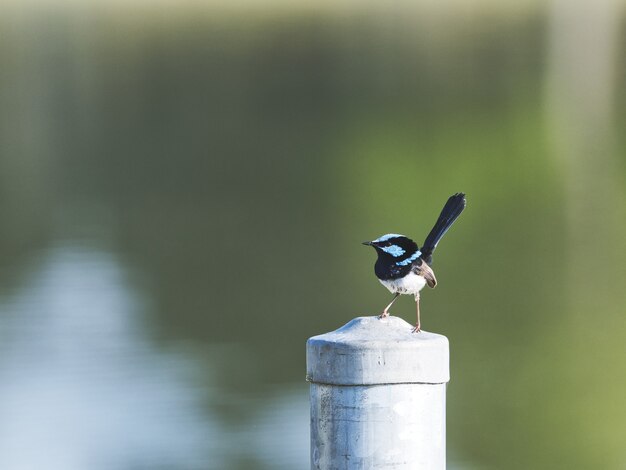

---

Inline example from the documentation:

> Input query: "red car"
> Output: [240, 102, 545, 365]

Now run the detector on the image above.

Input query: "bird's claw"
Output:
[378, 312, 389, 320]
[411, 325, 421, 333]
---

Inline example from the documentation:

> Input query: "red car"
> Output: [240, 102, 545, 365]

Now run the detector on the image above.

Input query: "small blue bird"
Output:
[363, 193, 466, 332]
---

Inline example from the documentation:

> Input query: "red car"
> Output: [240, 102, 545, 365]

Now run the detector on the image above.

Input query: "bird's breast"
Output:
[378, 272, 427, 297]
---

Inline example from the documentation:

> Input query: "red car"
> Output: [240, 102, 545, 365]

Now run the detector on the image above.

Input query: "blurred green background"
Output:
[1, 0, 626, 468]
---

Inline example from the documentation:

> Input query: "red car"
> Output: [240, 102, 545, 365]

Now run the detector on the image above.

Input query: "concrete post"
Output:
[306, 316, 449, 470]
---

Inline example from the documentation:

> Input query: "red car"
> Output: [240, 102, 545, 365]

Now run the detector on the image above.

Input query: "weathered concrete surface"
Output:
[310, 383, 446, 469]
[307, 316, 449, 385]
[307, 316, 449, 470]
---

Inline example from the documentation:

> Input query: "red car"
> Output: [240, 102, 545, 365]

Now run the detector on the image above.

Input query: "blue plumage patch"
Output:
[374, 233, 405, 242]
[381, 244, 405, 257]
[396, 250, 421, 266]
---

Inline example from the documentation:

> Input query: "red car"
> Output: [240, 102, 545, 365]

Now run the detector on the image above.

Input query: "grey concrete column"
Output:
[306, 316, 449, 470]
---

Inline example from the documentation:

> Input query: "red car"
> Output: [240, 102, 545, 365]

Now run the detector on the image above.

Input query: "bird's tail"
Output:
[421, 193, 466, 265]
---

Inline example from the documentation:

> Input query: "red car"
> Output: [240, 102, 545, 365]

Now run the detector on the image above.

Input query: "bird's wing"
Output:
[414, 261, 437, 288]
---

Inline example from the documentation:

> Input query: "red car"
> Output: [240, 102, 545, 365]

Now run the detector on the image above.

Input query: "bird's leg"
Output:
[412, 293, 421, 333]
[379, 293, 400, 319]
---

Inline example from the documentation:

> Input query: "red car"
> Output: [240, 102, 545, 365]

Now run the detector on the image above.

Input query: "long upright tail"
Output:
[421, 192, 466, 265]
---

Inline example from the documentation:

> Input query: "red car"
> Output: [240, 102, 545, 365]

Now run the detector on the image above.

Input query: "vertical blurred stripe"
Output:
[546, 0, 624, 300]
[546, 0, 626, 465]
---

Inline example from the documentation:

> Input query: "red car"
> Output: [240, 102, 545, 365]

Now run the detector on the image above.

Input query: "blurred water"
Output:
[0, 2, 626, 469]
[0, 244, 213, 468]
[0, 244, 308, 469]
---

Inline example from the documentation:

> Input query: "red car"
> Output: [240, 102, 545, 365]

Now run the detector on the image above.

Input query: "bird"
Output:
[362, 193, 466, 333]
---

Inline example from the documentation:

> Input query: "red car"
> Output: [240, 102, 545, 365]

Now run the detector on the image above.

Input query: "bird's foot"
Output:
[378, 311, 390, 319]
[411, 324, 421, 333]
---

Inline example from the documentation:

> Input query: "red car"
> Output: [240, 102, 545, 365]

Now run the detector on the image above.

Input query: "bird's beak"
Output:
[362, 241, 373, 246]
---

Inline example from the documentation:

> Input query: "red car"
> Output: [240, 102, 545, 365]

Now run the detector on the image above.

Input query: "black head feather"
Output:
[364, 234, 422, 280]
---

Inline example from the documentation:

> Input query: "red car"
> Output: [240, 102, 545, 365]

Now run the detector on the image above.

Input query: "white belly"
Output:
[379, 272, 427, 297]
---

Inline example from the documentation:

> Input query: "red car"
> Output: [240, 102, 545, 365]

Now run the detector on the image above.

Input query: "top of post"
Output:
[306, 316, 449, 385]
